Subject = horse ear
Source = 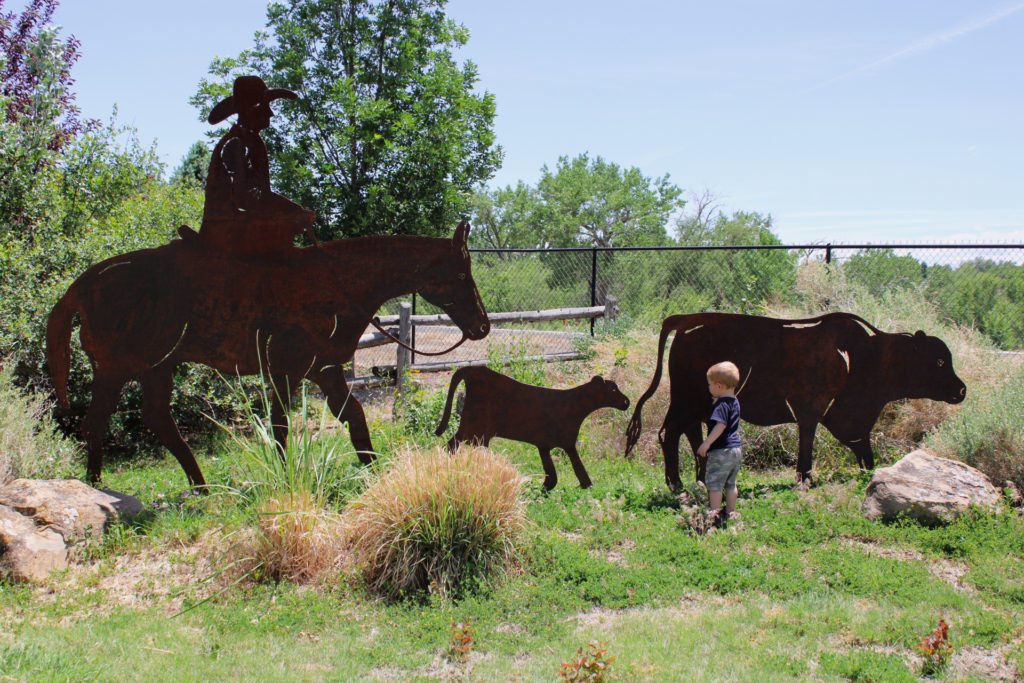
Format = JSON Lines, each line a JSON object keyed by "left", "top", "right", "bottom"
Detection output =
{"left": 453, "top": 221, "right": 470, "bottom": 247}
{"left": 590, "top": 375, "right": 601, "bottom": 384}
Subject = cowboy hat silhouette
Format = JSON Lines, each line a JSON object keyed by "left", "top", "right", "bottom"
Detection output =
{"left": 208, "top": 76, "right": 297, "bottom": 125}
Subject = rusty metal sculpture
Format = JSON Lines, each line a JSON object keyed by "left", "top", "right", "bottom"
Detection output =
{"left": 624, "top": 312, "right": 966, "bottom": 490}
{"left": 45, "top": 76, "right": 490, "bottom": 487}
{"left": 435, "top": 367, "right": 630, "bottom": 490}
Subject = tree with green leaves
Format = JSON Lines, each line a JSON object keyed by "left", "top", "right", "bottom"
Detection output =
{"left": 192, "top": 0, "right": 501, "bottom": 240}
{"left": 1, "top": 0, "right": 85, "bottom": 240}
{"left": 169, "top": 141, "right": 210, "bottom": 189}
{"left": 468, "top": 182, "right": 539, "bottom": 251}
{"left": 533, "top": 153, "right": 682, "bottom": 248}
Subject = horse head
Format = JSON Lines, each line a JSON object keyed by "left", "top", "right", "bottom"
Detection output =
{"left": 418, "top": 221, "right": 490, "bottom": 340}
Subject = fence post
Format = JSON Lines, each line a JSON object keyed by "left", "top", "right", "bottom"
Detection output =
{"left": 604, "top": 295, "right": 618, "bottom": 323}
{"left": 590, "top": 248, "right": 598, "bottom": 336}
{"left": 825, "top": 244, "right": 832, "bottom": 265}
{"left": 396, "top": 301, "right": 412, "bottom": 398}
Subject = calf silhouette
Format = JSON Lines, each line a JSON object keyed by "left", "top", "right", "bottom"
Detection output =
{"left": 435, "top": 366, "right": 630, "bottom": 490}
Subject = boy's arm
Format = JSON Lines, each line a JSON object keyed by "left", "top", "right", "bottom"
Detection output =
{"left": 697, "top": 421, "right": 726, "bottom": 458}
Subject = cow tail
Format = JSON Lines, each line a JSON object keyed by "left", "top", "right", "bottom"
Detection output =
{"left": 46, "top": 286, "right": 80, "bottom": 410}
{"left": 434, "top": 367, "right": 469, "bottom": 436}
{"left": 624, "top": 316, "right": 679, "bottom": 457}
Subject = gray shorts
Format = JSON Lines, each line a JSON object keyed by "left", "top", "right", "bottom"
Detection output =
{"left": 705, "top": 447, "right": 742, "bottom": 491}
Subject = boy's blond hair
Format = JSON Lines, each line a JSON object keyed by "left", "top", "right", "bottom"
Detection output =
{"left": 707, "top": 361, "right": 740, "bottom": 389}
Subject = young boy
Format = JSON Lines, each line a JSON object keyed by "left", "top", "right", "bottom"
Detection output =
{"left": 696, "top": 361, "right": 742, "bottom": 529}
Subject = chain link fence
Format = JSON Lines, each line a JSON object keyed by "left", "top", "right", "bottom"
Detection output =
{"left": 355, "top": 244, "right": 1024, "bottom": 377}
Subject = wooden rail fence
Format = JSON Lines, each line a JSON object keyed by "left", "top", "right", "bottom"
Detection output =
{"left": 351, "top": 296, "right": 618, "bottom": 389}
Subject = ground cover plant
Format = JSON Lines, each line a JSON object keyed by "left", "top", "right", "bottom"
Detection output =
{"left": 1, "top": 286, "right": 1023, "bottom": 681}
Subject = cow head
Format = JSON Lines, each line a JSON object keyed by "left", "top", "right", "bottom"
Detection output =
{"left": 900, "top": 331, "right": 967, "bottom": 404}
{"left": 589, "top": 376, "right": 631, "bottom": 411}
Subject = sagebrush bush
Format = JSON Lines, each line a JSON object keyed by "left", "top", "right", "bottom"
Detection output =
{"left": 927, "top": 362, "right": 1024, "bottom": 490}
{"left": 0, "top": 362, "right": 78, "bottom": 483}
{"left": 344, "top": 445, "right": 527, "bottom": 598}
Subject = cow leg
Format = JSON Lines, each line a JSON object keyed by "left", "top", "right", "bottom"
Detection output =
{"left": 796, "top": 419, "right": 818, "bottom": 487}
{"left": 821, "top": 416, "right": 876, "bottom": 470}
{"left": 658, "top": 402, "right": 687, "bottom": 492}
{"left": 564, "top": 445, "right": 592, "bottom": 489}
{"left": 268, "top": 373, "right": 294, "bottom": 458}
{"left": 81, "top": 372, "right": 129, "bottom": 485}
{"left": 538, "top": 447, "right": 558, "bottom": 491}
{"left": 141, "top": 368, "right": 206, "bottom": 488}
{"left": 316, "top": 369, "right": 376, "bottom": 464}
{"left": 685, "top": 423, "right": 706, "bottom": 485}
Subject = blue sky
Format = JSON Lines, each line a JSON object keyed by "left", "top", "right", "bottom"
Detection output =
{"left": 31, "top": 0, "right": 1024, "bottom": 244}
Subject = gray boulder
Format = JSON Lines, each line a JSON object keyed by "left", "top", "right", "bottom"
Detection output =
{"left": 0, "top": 503, "right": 68, "bottom": 582}
{"left": 862, "top": 449, "right": 1002, "bottom": 523}
{"left": 0, "top": 479, "right": 143, "bottom": 543}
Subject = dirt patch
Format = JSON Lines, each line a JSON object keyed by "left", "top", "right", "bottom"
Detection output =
{"left": 839, "top": 536, "right": 974, "bottom": 593}
{"left": 949, "top": 644, "right": 1020, "bottom": 682}
{"left": 570, "top": 592, "right": 735, "bottom": 632}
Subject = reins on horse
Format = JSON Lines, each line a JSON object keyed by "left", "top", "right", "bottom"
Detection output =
{"left": 369, "top": 317, "right": 469, "bottom": 356}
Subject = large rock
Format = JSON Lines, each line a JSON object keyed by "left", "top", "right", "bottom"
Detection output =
{"left": 0, "top": 503, "right": 68, "bottom": 582}
{"left": 0, "top": 479, "right": 143, "bottom": 543}
{"left": 862, "top": 450, "right": 1002, "bottom": 523}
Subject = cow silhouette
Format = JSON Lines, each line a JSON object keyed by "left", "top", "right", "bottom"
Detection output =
{"left": 624, "top": 312, "right": 966, "bottom": 490}
{"left": 435, "top": 366, "right": 630, "bottom": 490}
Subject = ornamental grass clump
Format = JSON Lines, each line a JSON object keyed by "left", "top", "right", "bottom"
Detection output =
{"left": 345, "top": 445, "right": 527, "bottom": 598}
{"left": 211, "top": 378, "right": 350, "bottom": 587}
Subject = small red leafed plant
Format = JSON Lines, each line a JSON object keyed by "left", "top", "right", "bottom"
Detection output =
{"left": 915, "top": 618, "right": 952, "bottom": 676}
{"left": 558, "top": 639, "right": 616, "bottom": 682}
{"left": 446, "top": 621, "right": 474, "bottom": 663}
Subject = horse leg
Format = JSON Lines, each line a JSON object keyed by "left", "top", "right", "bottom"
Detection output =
{"left": 141, "top": 368, "right": 206, "bottom": 488}
{"left": 538, "top": 447, "right": 558, "bottom": 491}
{"left": 317, "top": 370, "right": 375, "bottom": 464}
{"left": 268, "top": 373, "right": 294, "bottom": 458}
{"left": 564, "top": 445, "right": 592, "bottom": 489}
{"left": 796, "top": 419, "right": 818, "bottom": 488}
{"left": 81, "top": 372, "right": 128, "bottom": 485}
{"left": 658, "top": 402, "right": 686, "bottom": 492}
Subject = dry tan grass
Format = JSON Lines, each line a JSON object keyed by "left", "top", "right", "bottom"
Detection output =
{"left": 219, "top": 491, "right": 346, "bottom": 586}
{"left": 344, "top": 445, "right": 527, "bottom": 598}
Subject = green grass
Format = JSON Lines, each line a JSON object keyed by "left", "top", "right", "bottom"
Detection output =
{"left": 2, "top": 416, "right": 1022, "bottom": 681}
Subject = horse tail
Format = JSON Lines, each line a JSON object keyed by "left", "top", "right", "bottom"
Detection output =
{"left": 46, "top": 285, "right": 80, "bottom": 410}
{"left": 435, "top": 366, "right": 470, "bottom": 436}
{"left": 624, "top": 315, "right": 686, "bottom": 457}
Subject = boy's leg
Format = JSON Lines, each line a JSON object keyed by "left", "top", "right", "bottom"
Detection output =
{"left": 725, "top": 487, "right": 738, "bottom": 514}
{"left": 709, "top": 489, "right": 723, "bottom": 511}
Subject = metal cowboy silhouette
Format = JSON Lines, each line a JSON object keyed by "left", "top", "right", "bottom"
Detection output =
{"left": 183, "top": 75, "right": 318, "bottom": 255}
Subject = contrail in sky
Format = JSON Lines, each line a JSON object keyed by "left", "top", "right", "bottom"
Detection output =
{"left": 811, "top": 1, "right": 1024, "bottom": 90}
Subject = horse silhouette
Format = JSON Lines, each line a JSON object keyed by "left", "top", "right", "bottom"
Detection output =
{"left": 46, "top": 223, "right": 489, "bottom": 487}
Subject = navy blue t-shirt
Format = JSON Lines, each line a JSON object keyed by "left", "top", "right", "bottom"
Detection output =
{"left": 709, "top": 395, "right": 741, "bottom": 450}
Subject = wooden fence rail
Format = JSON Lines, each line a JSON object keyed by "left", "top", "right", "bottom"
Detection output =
{"left": 352, "top": 296, "right": 617, "bottom": 389}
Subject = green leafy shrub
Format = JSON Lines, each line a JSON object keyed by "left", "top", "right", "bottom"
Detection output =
{"left": 344, "top": 445, "right": 527, "bottom": 598}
